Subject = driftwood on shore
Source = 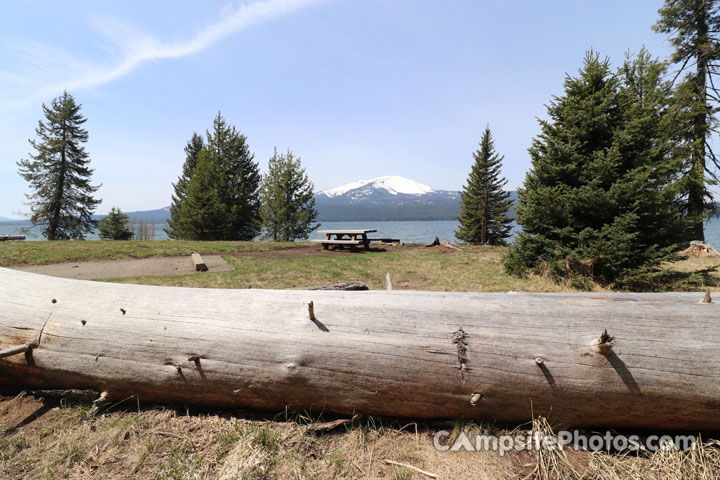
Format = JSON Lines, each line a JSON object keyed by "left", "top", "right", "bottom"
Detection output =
{"left": 425, "top": 237, "right": 462, "bottom": 250}
{"left": 680, "top": 240, "right": 720, "bottom": 256}
{"left": 309, "top": 281, "right": 369, "bottom": 291}
{"left": 1, "top": 266, "right": 719, "bottom": 430}
{"left": 425, "top": 237, "right": 441, "bottom": 247}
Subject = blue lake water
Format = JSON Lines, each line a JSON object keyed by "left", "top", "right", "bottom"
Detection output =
{"left": 0, "top": 221, "right": 463, "bottom": 244}
{"left": 3, "top": 219, "right": 720, "bottom": 246}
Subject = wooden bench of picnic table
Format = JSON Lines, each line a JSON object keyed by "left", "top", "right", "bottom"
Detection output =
{"left": 310, "top": 239, "right": 363, "bottom": 249}
{"left": 366, "top": 238, "right": 400, "bottom": 244}
{"left": 312, "top": 229, "right": 377, "bottom": 250}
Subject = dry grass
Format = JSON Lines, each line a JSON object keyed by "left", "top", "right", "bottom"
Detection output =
{"left": 1, "top": 393, "right": 718, "bottom": 480}
{"left": 102, "top": 244, "right": 581, "bottom": 292}
{"left": 0, "top": 393, "right": 517, "bottom": 479}
{"left": 521, "top": 416, "right": 720, "bottom": 480}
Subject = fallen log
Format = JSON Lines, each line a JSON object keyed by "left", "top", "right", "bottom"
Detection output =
{"left": 309, "top": 281, "right": 369, "bottom": 291}
{"left": 425, "top": 236, "right": 441, "bottom": 247}
{"left": 680, "top": 240, "right": 720, "bottom": 256}
{"left": 441, "top": 239, "right": 462, "bottom": 251}
{"left": 1, "top": 267, "right": 719, "bottom": 430}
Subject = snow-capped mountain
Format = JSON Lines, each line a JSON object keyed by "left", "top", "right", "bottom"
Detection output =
{"left": 320, "top": 176, "right": 435, "bottom": 198}
{"left": 316, "top": 176, "right": 461, "bottom": 221}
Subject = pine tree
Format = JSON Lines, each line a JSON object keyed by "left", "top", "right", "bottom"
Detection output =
{"left": 260, "top": 148, "right": 319, "bottom": 241}
{"left": 503, "top": 52, "right": 685, "bottom": 288}
{"left": 166, "top": 133, "right": 204, "bottom": 239}
{"left": 174, "top": 150, "right": 230, "bottom": 240}
{"left": 455, "top": 127, "right": 512, "bottom": 245}
{"left": 98, "top": 207, "right": 133, "bottom": 240}
{"left": 654, "top": 0, "right": 720, "bottom": 241}
{"left": 166, "top": 113, "right": 261, "bottom": 240}
{"left": 17, "top": 91, "right": 101, "bottom": 240}
{"left": 206, "top": 112, "right": 261, "bottom": 241}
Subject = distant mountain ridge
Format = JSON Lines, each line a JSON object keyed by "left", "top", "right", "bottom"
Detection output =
{"left": 315, "top": 175, "right": 517, "bottom": 222}
{"left": 0, "top": 207, "right": 173, "bottom": 226}
{"left": 115, "top": 206, "right": 171, "bottom": 223}
{"left": 1, "top": 177, "right": 518, "bottom": 225}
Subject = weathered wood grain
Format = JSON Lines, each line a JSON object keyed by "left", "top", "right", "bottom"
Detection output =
{"left": 0, "top": 267, "right": 719, "bottom": 430}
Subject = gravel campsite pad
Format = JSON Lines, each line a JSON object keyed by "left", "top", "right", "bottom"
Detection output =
{"left": 9, "top": 255, "right": 233, "bottom": 280}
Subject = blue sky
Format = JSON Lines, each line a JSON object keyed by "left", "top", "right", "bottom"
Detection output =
{"left": 0, "top": 0, "right": 674, "bottom": 218}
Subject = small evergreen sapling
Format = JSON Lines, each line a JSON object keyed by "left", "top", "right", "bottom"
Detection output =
{"left": 98, "top": 207, "right": 133, "bottom": 240}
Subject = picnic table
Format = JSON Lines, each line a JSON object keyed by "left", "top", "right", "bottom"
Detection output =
{"left": 311, "top": 229, "right": 377, "bottom": 250}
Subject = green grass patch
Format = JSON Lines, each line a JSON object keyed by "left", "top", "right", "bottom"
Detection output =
{"left": 0, "top": 240, "right": 295, "bottom": 266}
{"left": 4, "top": 240, "right": 719, "bottom": 292}
{"left": 102, "top": 244, "right": 571, "bottom": 292}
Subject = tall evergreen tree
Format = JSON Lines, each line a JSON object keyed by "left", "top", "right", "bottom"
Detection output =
{"left": 503, "top": 52, "right": 685, "bottom": 288}
{"left": 17, "top": 91, "right": 101, "bottom": 240}
{"left": 98, "top": 207, "right": 133, "bottom": 240}
{"left": 455, "top": 127, "right": 513, "bottom": 245}
{"left": 654, "top": 0, "right": 720, "bottom": 240}
{"left": 165, "top": 113, "right": 261, "bottom": 240}
{"left": 165, "top": 133, "right": 204, "bottom": 239}
{"left": 205, "top": 112, "right": 261, "bottom": 240}
{"left": 174, "top": 150, "right": 230, "bottom": 240}
{"left": 259, "top": 148, "right": 319, "bottom": 241}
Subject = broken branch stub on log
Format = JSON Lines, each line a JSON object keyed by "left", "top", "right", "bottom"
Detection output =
{"left": 2, "top": 266, "right": 720, "bottom": 430}
{"left": 385, "top": 272, "right": 393, "bottom": 291}
{"left": 0, "top": 343, "right": 35, "bottom": 359}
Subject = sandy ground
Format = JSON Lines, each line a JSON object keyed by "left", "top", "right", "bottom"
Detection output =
{"left": 9, "top": 255, "right": 233, "bottom": 280}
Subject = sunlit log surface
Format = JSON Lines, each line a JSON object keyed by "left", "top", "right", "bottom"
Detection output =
{"left": 1, "top": 266, "right": 718, "bottom": 430}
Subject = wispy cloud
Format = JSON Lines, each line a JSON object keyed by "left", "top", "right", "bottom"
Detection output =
{"left": 0, "top": 0, "right": 325, "bottom": 112}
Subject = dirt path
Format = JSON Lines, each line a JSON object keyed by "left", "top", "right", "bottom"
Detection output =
{"left": 9, "top": 255, "right": 233, "bottom": 280}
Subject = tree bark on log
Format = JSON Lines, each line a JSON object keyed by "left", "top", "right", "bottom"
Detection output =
{"left": 1, "top": 267, "right": 719, "bottom": 430}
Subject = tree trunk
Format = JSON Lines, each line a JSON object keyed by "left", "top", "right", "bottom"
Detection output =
{"left": 688, "top": 8, "right": 710, "bottom": 242}
{"left": 1, "top": 267, "right": 719, "bottom": 430}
